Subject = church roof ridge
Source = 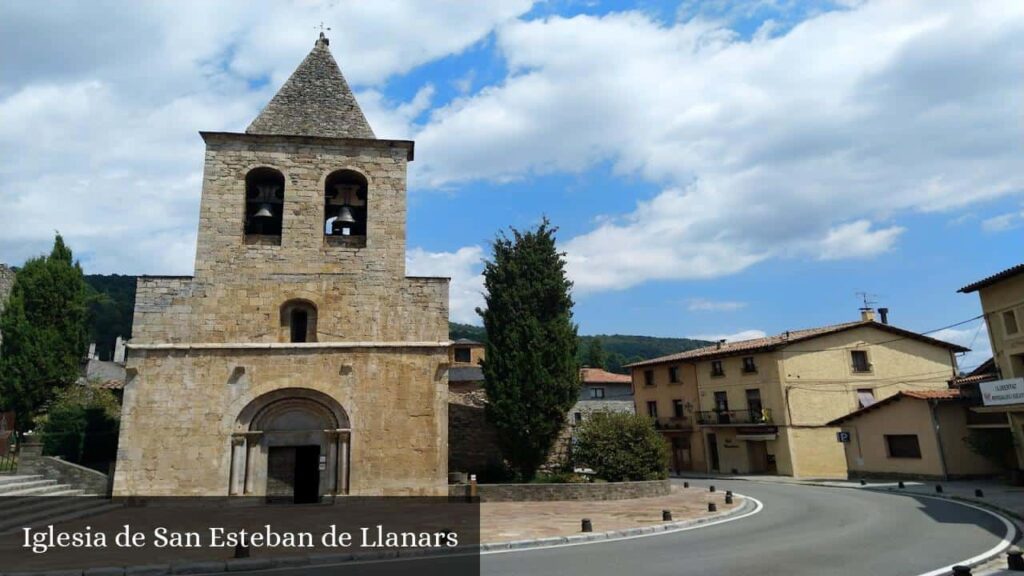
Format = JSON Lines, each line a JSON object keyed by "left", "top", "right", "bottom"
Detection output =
{"left": 246, "top": 34, "right": 376, "bottom": 139}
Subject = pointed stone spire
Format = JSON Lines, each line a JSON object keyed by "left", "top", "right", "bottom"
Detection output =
{"left": 246, "top": 34, "right": 375, "bottom": 139}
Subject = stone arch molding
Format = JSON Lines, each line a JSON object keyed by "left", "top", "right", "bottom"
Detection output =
{"left": 229, "top": 388, "right": 351, "bottom": 498}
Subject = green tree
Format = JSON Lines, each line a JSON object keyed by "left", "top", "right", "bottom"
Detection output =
{"left": 573, "top": 411, "right": 669, "bottom": 482}
{"left": 0, "top": 234, "right": 89, "bottom": 431}
{"left": 583, "top": 338, "right": 607, "bottom": 369}
{"left": 479, "top": 219, "right": 579, "bottom": 481}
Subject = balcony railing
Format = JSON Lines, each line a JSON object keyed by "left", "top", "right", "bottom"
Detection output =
{"left": 654, "top": 416, "right": 694, "bottom": 430}
{"left": 696, "top": 408, "right": 773, "bottom": 426}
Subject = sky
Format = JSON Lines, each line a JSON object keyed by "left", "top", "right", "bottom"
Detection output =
{"left": 2, "top": 0, "right": 1022, "bottom": 372}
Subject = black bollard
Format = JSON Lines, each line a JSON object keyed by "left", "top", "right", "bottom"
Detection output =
{"left": 951, "top": 565, "right": 972, "bottom": 575}
{"left": 725, "top": 494, "right": 733, "bottom": 505}
{"left": 581, "top": 518, "right": 592, "bottom": 533}
{"left": 708, "top": 502, "right": 717, "bottom": 512}
{"left": 975, "top": 488, "right": 984, "bottom": 498}
{"left": 663, "top": 509, "right": 672, "bottom": 521}
{"left": 709, "top": 485, "right": 716, "bottom": 493}
{"left": 898, "top": 481, "right": 905, "bottom": 489}
{"left": 725, "top": 490, "right": 733, "bottom": 497}
{"left": 936, "top": 484, "right": 944, "bottom": 494}
{"left": 234, "top": 543, "right": 250, "bottom": 559}
{"left": 860, "top": 479, "right": 866, "bottom": 486}
{"left": 683, "top": 481, "right": 690, "bottom": 488}
{"left": 1008, "top": 547, "right": 1024, "bottom": 571}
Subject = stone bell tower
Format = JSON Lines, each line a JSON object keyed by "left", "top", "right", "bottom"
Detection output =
{"left": 114, "top": 34, "right": 450, "bottom": 498}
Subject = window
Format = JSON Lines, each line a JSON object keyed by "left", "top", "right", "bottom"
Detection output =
{"left": 885, "top": 434, "right": 922, "bottom": 459}
{"left": 324, "top": 169, "right": 368, "bottom": 244}
{"left": 646, "top": 401, "right": 658, "bottom": 418}
{"left": 672, "top": 399, "right": 685, "bottom": 418}
{"left": 453, "top": 347, "right": 472, "bottom": 363}
{"left": 644, "top": 370, "right": 655, "bottom": 387}
{"left": 244, "top": 167, "right": 285, "bottom": 243}
{"left": 574, "top": 412, "right": 583, "bottom": 424}
{"left": 590, "top": 387, "right": 605, "bottom": 399}
{"left": 711, "top": 360, "right": 725, "bottom": 377}
{"left": 1005, "top": 310, "right": 1020, "bottom": 336}
{"left": 714, "top": 391, "right": 730, "bottom": 424}
{"left": 668, "top": 366, "right": 680, "bottom": 383}
{"left": 742, "top": 356, "right": 757, "bottom": 374}
{"left": 280, "top": 300, "right": 317, "bottom": 343}
{"left": 857, "top": 388, "right": 876, "bottom": 408}
{"left": 746, "top": 389, "right": 763, "bottom": 414}
{"left": 851, "top": 350, "right": 871, "bottom": 373}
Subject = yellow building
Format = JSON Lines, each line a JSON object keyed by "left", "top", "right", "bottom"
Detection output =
{"left": 630, "top": 362, "right": 705, "bottom": 474}
{"left": 628, "top": 311, "right": 966, "bottom": 479}
{"left": 959, "top": 263, "right": 1024, "bottom": 471}
{"left": 828, "top": 389, "right": 1002, "bottom": 479}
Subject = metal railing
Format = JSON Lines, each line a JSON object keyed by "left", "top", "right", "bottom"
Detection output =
{"left": 696, "top": 408, "right": 773, "bottom": 426}
{"left": 654, "top": 416, "right": 694, "bottom": 430}
{"left": 0, "top": 431, "right": 17, "bottom": 474}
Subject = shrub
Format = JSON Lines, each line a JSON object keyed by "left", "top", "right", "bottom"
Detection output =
{"left": 573, "top": 411, "right": 669, "bottom": 482}
{"left": 40, "top": 386, "right": 120, "bottom": 470}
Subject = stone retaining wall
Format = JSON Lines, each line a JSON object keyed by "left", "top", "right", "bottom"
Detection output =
{"left": 450, "top": 478, "right": 671, "bottom": 502}
{"left": 17, "top": 440, "right": 111, "bottom": 496}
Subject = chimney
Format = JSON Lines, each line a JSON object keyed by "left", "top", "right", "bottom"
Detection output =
{"left": 878, "top": 308, "right": 889, "bottom": 325}
{"left": 717, "top": 339, "right": 726, "bottom": 349}
{"left": 860, "top": 308, "right": 875, "bottom": 322}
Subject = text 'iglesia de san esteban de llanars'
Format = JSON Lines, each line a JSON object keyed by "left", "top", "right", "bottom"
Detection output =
{"left": 114, "top": 34, "right": 451, "bottom": 500}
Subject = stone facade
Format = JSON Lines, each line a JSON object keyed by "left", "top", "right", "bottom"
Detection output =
{"left": 0, "top": 264, "right": 14, "bottom": 350}
{"left": 115, "top": 36, "right": 450, "bottom": 498}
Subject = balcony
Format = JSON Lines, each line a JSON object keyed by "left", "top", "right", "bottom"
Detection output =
{"left": 654, "top": 416, "right": 695, "bottom": 431}
{"left": 697, "top": 408, "right": 773, "bottom": 426}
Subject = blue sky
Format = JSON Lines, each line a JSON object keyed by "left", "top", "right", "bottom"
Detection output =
{"left": 1, "top": 1, "right": 1022, "bottom": 371}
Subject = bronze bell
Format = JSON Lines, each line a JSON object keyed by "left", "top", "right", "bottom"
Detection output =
{"left": 253, "top": 204, "right": 273, "bottom": 218}
{"left": 336, "top": 205, "right": 356, "bottom": 224}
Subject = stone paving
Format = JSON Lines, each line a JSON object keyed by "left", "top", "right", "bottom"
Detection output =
{"left": 479, "top": 484, "right": 740, "bottom": 543}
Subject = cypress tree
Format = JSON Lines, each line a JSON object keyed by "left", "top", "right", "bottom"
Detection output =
{"left": 0, "top": 234, "right": 89, "bottom": 431}
{"left": 478, "top": 219, "right": 579, "bottom": 480}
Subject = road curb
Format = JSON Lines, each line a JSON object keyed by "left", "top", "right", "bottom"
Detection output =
{"left": 0, "top": 496, "right": 759, "bottom": 575}
{"left": 479, "top": 495, "right": 758, "bottom": 554}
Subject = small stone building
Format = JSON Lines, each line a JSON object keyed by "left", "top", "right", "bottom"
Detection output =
{"left": 114, "top": 34, "right": 450, "bottom": 499}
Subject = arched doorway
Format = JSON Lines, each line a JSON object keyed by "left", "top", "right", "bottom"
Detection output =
{"left": 230, "top": 388, "right": 350, "bottom": 502}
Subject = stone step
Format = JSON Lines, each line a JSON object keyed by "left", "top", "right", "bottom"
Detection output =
{"left": 0, "top": 493, "right": 96, "bottom": 519}
{"left": 0, "top": 482, "right": 81, "bottom": 497}
{"left": 0, "top": 499, "right": 121, "bottom": 534}
{"left": 0, "top": 478, "right": 58, "bottom": 495}
{"left": 0, "top": 475, "right": 44, "bottom": 487}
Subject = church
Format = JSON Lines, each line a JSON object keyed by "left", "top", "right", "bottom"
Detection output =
{"left": 113, "top": 34, "right": 450, "bottom": 499}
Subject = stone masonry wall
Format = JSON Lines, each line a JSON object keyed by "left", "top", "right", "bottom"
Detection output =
{"left": 450, "top": 479, "right": 671, "bottom": 502}
{"left": 0, "top": 264, "right": 14, "bottom": 349}
{"left": 116, "top": 347, "right": 448, "bottom": 496}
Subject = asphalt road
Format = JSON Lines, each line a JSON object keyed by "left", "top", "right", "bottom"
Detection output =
{"left": 224, "top": 478, "right": 1013, "bottom": 576}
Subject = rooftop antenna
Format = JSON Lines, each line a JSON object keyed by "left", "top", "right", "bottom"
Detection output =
{"left": 855, "top": 291, "right": 878, "bottom": 311}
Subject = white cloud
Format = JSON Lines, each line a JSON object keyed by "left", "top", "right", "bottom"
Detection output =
{"left": 692, "top": 329, "right": 768, "bottom": 343}
{"left": 412, "top": 2, "right": 1024, "bottom": 291}
{"left": 981, "top": 209, "right": 1024, "bottom": 233}
{"left": 816, "top": 220, "right": 905, "bottom": 261}
{"left": 406, "top": 246, "right": 485, "bottom": 324}
{"left": 687, "top": 298, "right": 748, "bottom": 312}
{"left": 0, "top": 1, "right": 535, "bottom": 273}
{"left": 930, "top": 321, "right": 991, "bottom": 374}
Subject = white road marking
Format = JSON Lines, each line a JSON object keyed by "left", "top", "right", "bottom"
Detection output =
{"left": 481, "top": 494, "right": 765, "bottom": 555}
{"left": 908, "top": 494, "right": 1017, "bottom": 576}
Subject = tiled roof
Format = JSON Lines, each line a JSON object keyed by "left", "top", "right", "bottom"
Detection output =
{"left": 625, "top": 320, "right": 968, "bottom": 368}
{"left": 827, "top": 389, "right": 961, "bottom": 425}
{"left": 246, "top": 34, "right": 375, "bottom": 139}
{"left": 580, "top": 368, "right": 631, "bottom": 384}
{"left": 452, "top": 338, "right": 483, "bottom": 346}
{"left": 959, "top": 263, "right": 1024, "bottom": 293}
{"left": 949, "top": 358, "right": 997, "bottom": 386}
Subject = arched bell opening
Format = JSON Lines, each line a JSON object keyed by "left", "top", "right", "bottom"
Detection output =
{"left": 229, "top": 388, "right": 351, "bottom": 502}
{"left": 244, "top": 167, "right": 285, "bottom": 245}
{"left": 324, "top": 169, "right": 367, "bottom": 247}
